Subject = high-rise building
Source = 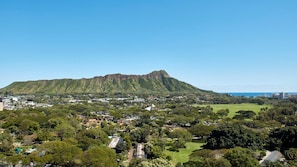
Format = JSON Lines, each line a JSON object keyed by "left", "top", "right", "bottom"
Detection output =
{"left": 279, "top": 92, "right": 288, "bottom": 100}
{"left": 0, "top": 98, "right": 3, "bottom": 111}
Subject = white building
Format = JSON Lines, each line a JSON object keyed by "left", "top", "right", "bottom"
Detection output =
{"left": 279, "top": 92, "right": 288, "bottom": 100}
{"left": 136, "top": 143, "right": 146, "bottom": 159}
{"left": 145, "top": 104, "right": 156, "bottom": 111}
{"left": 0, "top": 98, "right": 3, "bottom": 111}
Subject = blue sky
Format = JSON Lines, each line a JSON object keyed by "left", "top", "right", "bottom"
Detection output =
{"left": 0, "top": 0, "right": 296, "bottom": 92}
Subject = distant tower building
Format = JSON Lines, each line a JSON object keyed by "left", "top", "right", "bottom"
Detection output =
{"left": 0, "top": 98, "right": 3, "bottom": 111}
{"left": 279, "top": 92, "right": 288, "bottom": 100}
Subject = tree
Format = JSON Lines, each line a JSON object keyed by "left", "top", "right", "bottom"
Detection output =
{"left": 216, "top": 109, "right": 230, "bottom": 118}
{"left": 183, "top": 161, "right": 202, "bottom": 167}
{"left": 19, "top": 119, "right": 40, "bottom": 135}
{"left": 123, "top": 135, "right": 132, "bottom": 150}
{"left": 284, "top": 148, "right": 297, "bottom": 160}
{"left": 186, "top": 149, "right": 230, "bottom": 166}
{"left": 189, "top": 124, "right": 215, "bottom": 139}
{"left": 250, "top": 97, "right": 265, "bottom": 105}
{"left": 138, "top": 158, "right": 173, "bottom": 167}
{"left": 189, "top": 149, "right": 212, "bottom": 162}
{"left": 115, "top": 141, "right": 127, "bottom": 153}
{"left": 5, "top": 154, "right": 23, "bottom": 166}
{"left": 288, "top": 160, "right": 297, "bottom": 167}
{"left": 264, "top": 161, "right": 286, "bottom": 167}
{"left": 267, "top": 126, "right": 297, "bottom": 151}
{"left": 0, "top": 132, "right": 13, "bottom": 152}
{"left": 233, "top": 110, "right": 256, "bottom": 120}
{"left": 224, "top": 147, "right": 260, "bottom": 167}
{"left": 7, "top": 125, "right": 20, "bottom": 135}
{"left": 55, "top": 123, "right": 75, "bottom": 140}
{"left": 82, "top": 146, "right": 117, "bottom": 167}
{"left": 145, "top": 142, "right": 163, "bottom": 159}
{"left": 131, "top": 127, "right": 150, "bottom": 143}
{"left": 183, "top": 159, "right": 231, "bottom": 167}
{"left": 47, "top": 117, "right": 65, "bottom": 129}
{"left": 168, "top": 129, "right": 192, "bottom": 142}
{"left": 256, "top": 101, "right": 297, "bottom": 126}
{"left": 170, "top": 115, "right": 194, "bottom": 127}
{"left": 203, "top": 125, "right": 264, "bottom": 150}
{"left": 201, "top": 158, "right": 231, "bottom": 167}
{"left": 189, "top": 149, "right": 227, "bottom": 161}
{"left": 75, "top": 129, "right": 109, "bottom": 151}
{"left": 101, "top": 121, "right": 116, "bottom": 136}
{"left": 129, "top": 158, "right": 144, "bottom": 167}
{"left": 170, "top": 138, "right": 186, "bottom": 151}
{"left": 36, "top": 129, "right": 53, "bottom": 142}
{"left": 39, "top": 141, "right": 83, "bottom": 166}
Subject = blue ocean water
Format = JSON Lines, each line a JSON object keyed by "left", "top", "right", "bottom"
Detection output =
{"left": 222, "top": 92, "right": 297, "bottom": 98}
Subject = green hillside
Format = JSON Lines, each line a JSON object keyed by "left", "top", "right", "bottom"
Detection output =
{"left": 0, "top": 70, "right": 215, "bottom": 95}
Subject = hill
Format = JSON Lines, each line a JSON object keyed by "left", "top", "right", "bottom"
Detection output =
{"left": 0, "top": 70, "right": 215, "bottom": 95}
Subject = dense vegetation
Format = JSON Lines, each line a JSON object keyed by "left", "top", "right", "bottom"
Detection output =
{"left": 0, "top": 73, "right": 296, "bottom": 166}
{"left": 0, "top": 94, "right": 295, "bottom": 166}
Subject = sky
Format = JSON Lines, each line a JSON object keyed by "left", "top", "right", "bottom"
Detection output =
{"left": 0, "top": 0, "right": 296, "bottom": 92}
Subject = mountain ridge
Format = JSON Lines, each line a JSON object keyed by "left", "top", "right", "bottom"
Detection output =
{"left": 0, "top": 70, "right": 215, "bottom": 95}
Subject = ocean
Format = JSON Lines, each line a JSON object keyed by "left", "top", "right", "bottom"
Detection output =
{"left": 221, "top": 92, "right": 297, "bottom": 98}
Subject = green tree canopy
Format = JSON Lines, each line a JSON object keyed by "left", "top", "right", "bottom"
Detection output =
{"left": 75, "top": 128, "right": 109, "bottom": 151}
{"left": 203, "top": 125, "right": 264, "bottom": 150}
{"left": 130, "top": 127, "right": 151, "bottom": 143}
{"left": 216, "top": 109, "right": 230, "bottom": 118}
{"left": 82, "top": 146, "right": 117, "bottom": 167}
{"left": 189, "top": 124, "right": 215, "bottom": 139}
{"left": 233, "top": 110, "right": 256, "bottom": 120}
{"left": 284, "top": 148, "right": 297, "bottom": 160}
{"left": 39, "top": 141, "right": 82, "bottom": 166}
{"left": 168, "top": 128, "right": 192, "bottom": 142}
{"left": 224, "top": 147, "right": 260, "bottom": 167}
{"left": 267, "top": 126, "right": 297, "bottom": 151}
{"left": 138, "top": 158, "right": 173, "bottom": 167}
{"left": 0, "top": 132, "right": 13, "bottom": 152}
{"left": 183, "top": 158, "right": 231, "bottom": 167}
{"left": 19, "top": 119, "right": 40, "bottom": 135}
{"left": 145, "top": 142, "right": 164, "bottom": 159}
{"left": 54, "top": 123, "right": 75, "bottom": 140}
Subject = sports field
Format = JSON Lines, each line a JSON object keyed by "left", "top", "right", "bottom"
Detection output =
{"left": 195, "top": 103, "right": 271, "bottom": 118}
{"left": 165, "top": 142, "right": 204, "bottom": 165}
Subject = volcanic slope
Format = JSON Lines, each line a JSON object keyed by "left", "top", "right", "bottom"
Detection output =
{"left": 0, "top": 70, "right": 215, "bottom": 95}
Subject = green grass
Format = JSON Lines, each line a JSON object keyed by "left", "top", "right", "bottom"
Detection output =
{"left": 164, "top": 142, "right": 204, "bottom": 165}
{"left": 195, "top": 103, "right": 271, "bottom": 118}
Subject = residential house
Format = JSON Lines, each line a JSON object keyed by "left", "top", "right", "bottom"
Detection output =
{"left": 260, "top": 150, "right": 285, "bottom": 166}
{"left": 135, "top": 143, "right": 146, "bottom": 159}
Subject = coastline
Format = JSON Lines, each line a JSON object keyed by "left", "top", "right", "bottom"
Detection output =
{"left": 221, "top": 92, "right": 297, "bottom": 98}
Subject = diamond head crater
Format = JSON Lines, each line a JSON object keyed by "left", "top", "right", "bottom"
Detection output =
{"left": 0, "top": 70, "right": 215, "bottom": 95}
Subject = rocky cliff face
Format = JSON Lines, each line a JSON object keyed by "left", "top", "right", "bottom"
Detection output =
{"left": 97, "top": 70, "right": 169, "bottom": 81}
{"left": 0, "top": 70, "right": 210, "bottom": 95}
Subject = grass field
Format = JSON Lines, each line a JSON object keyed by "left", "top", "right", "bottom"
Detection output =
{"left": 164, "top": 142, "right": 204, "bottom": 165}
{"left": 195, "top": 103, "right": 271, "bottom": 118}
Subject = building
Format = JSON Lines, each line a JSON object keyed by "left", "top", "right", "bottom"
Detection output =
{"left": 0, "top": 98, "right": 3, "bottom": 111}
{"left": 135, "top": 143, "right": 146, "bottom": 159}
{"left": 272, "top": 92, "right": 289, "bottom": 100}
{"left": 279, "top": 92, "right": 288, "bottom": 100}
{"left": 108, "top": 136, "right": 124, "bottom": 149}
{"left": 84, "top": 118, "right": 102, "bottom": 128}
{"left": 260, "top": 150, "right": 285, "bottom": 166}
{"left": 145, "top": 104, "right": 155, "bottom": 111}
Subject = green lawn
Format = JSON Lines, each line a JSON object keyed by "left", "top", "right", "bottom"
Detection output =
{"left": 195, "top": 103, "right": 271, "bottom": 118}
{"left": 164, "top": 142, "right": 204, "bottom": 165}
